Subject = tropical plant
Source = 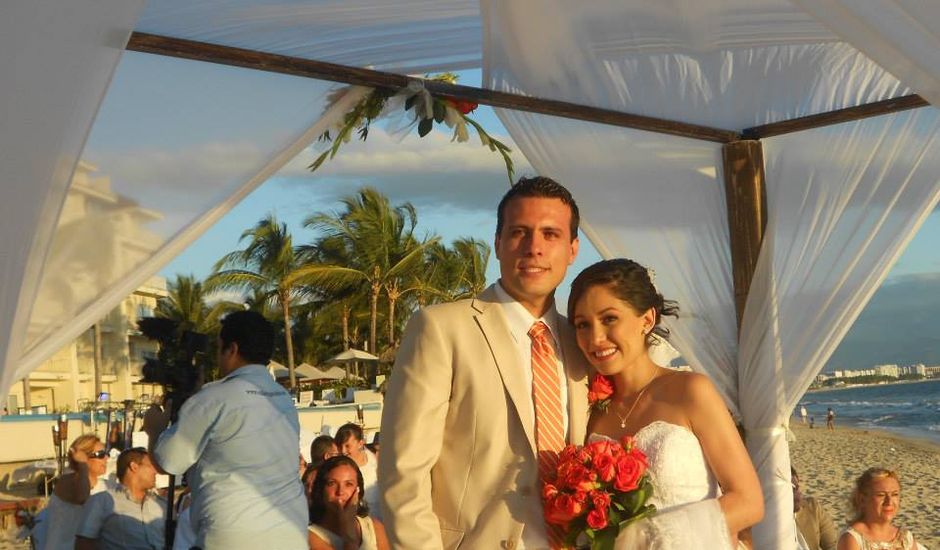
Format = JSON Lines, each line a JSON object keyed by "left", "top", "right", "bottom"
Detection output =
{"left": 290, "top": 188, "right": 439, "bottom": 354}
{"left": 205, "top": 215, "right": 306, "bottom": 389}
{"left": 155, "top": 274, "right": 233, "bottom": 334}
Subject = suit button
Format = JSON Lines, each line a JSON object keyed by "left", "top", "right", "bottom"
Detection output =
{"left": 502, "top": 540, "right": 517, "bottom": 549}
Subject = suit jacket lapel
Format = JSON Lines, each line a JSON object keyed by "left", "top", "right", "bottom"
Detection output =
{"left": 472, "top": 286, "right": 537, "bottom": 456}
{"left": 558, "top": 322, "right": 589, "bottom": 446}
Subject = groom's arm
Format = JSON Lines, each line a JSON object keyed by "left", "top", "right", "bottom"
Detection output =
{"left": 379, "top": 308, "right": 452, "bottom": 550}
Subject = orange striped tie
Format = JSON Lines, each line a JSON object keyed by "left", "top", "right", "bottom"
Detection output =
{"left": 529, "top": 321, "right": 568, "bottom": 549}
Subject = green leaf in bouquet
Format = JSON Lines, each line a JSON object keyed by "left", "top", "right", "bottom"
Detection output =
{"left": 591, "top": 527, "right": 617, "bottom": 550}
{"left": 404, "top": 94, "right": 416, "bottom": 111}
{"left": 618, "top": 504, "right": 656, "bottom": 531}
{"left": 433, "top": 100, "right": 445, "bottom": 123}
{"left": 418, "top": 116, "right": 434, "bottom": 137}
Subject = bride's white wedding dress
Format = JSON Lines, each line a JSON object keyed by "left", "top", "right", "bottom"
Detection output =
{"left": 589, "top": 421, "right": 733, "bottom": 550}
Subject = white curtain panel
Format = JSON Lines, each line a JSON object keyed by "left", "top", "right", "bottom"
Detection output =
{"left": 492, "top": 110, "right": 741, "bottom": 414}
{"left": 14, "top": 52, "right": 369, "bottom": 381}
{"left": 0, "top": 0, "right": 145, "bottom": 401}
{"left": 739, "top": 108, "right": 940, "bottom": 546}
{"left": 483, "top": 1, "right": 938, "bottom": 547}
{"left": 792, "top": 0, "right": 940, "bottom": 106}
{"left": 483, "top": 0, "right": 910, "bottom": 130}
{"left": 136, "top": 0, "right": 482, "bottom": 73}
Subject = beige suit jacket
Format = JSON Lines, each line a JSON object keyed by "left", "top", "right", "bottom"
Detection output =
{"left": 379, "top": 285, "right": 590, "bottom": 550}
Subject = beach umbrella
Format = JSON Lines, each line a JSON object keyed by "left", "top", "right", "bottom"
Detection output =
{"left": 323, "top": 349, "right": 379, "bottom": 364}
{"left": 267, "top": 361, "right": 288, "bottom": 380}
{"left": 324, "top": 349, "right": 378, "bottom": 380}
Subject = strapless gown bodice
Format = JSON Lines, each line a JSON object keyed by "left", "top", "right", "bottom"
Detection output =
{"left": 589, "top": 421, "right": 732, "bottom": 549}
{"left": 631, "top": 420, "right": 721, "bottom": 510}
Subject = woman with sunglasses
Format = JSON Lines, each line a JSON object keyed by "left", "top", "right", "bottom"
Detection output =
{"left": 39, "top": 434, "right": 115, "bottom": 550}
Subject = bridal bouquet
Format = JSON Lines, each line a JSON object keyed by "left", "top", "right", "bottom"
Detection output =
{"left": 543, "top": 436, "right": 656, "bottom": 550}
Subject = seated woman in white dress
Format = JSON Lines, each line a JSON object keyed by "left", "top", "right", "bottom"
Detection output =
{"left": 307, "top": 455, "right": 390, "bottom": 550}
{"left": 837, "top": 467, "right": 918, "bottom": 550}
{"left": 568, "top": 259, "right": 764, "bottom": 547}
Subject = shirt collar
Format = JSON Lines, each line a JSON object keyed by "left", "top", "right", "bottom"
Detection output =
{"left": 221, "top": 363, "right": 269, "bottom": 382}
{"left": 493, "top": 280, "right": 562, "bottom": 347}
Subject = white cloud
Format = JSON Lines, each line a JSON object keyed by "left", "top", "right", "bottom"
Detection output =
{"left": 276, "top": 126, "right": 533, "bottom": 212}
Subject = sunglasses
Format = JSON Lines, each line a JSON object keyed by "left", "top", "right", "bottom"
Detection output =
{"left": 88, "top": 450, "right": 108, "bottom": 459}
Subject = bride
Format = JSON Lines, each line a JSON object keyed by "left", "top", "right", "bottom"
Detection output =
{"left": 567, "top": 259, "right": 764, "bottom": 548}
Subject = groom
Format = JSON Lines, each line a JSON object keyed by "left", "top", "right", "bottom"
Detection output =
{"left": 379, "top": 177, "right": 589, "bottom": 550}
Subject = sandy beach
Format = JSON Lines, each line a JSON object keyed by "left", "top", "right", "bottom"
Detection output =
{"left": 790, "top": 423, "right": 940, "bottom": 548}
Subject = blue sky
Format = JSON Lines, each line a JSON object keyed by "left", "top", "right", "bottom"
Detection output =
{"left": 83, "top": 57, "right": 939, "bottom": 370}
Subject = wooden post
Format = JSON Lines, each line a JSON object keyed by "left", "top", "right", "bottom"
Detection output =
{"left": 722, "top": 140, "right": 767, "bottom": 332}
{"left": 21, "top": 377, "right": 31, "bottom": 411}
{"left": 94, "top": 323, "right": 103, "bottom": 400}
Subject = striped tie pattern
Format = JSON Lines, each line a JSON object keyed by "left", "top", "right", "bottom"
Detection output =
{"left": 528, "top": 321, "right": 567, "bottom": 549}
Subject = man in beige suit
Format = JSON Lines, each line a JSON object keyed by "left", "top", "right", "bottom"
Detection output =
{"left": 379, "top": 177, "right": 590, "bottom": 550}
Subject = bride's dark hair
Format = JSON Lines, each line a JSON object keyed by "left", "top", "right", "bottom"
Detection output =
{"left": 567, "top": 259, "right": 678, "bottom": 346}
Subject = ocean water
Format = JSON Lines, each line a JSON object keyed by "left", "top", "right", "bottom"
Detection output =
{"left": 799, "top": 379, "right": 940, "bottom": 444}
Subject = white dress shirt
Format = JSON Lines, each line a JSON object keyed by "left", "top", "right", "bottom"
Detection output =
{"left": 493, "top": 281, "right": 571, "bottom": 550}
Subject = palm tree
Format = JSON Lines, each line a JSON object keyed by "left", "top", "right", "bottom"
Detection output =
{"left": 155, "top": 274, "right": 232, "bottom": 334}
{"left": 206, "top": 215, "right": 305, "bottom": 389}
{"left": 422, "top": 237, "right": 491, "bottom": 304}
{"left": 292, "top": 188, "right": 439, "bottom": 354}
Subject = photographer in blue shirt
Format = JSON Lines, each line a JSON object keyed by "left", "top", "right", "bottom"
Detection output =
{"left": 153, "top": 311, "right": 307, "bottom": 549}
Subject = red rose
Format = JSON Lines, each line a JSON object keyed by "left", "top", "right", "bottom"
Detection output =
{"left": 588, "top": 374, "right": 614, "bottom": 404}
{"left": 620, "top": 435, "right": 636, "bottom": 452}
{"left": 559, "top": 444, "right": 578, "bottom": 463}
{"left": 545, "top": 493, "right": 585, "bottom": 525}
{"left": 590, "top": 490, "right": 612, "bottom": 511}
{"left": 592, "top": 452, "right": 617, "bottom": 483}
{"left": 543, "top": 483, "right": 559, "bottom": 501}
{"left": 613, "top": 454, "right": 645, "bottom": 492}
{"left": 443, "top": 97, "right": 478, "bottom": 115}
{"left": 587, "top": 438, "right": 623, "bottom": 459}
{"left": 586, "top": 507, "right": 609, "bottom": 530}
{"left": 576, "top": 447, "right": 593, "bottom": 464}
{"left": 561, "top": 462, "right": 598, "bottom": 492}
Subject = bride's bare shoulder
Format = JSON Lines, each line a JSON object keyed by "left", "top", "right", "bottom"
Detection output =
{"left": 655, "top": 370, "right": 722, "bottom": 405}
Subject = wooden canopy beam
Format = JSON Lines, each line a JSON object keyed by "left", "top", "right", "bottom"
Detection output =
{"left": 722, "top": 141, "right": 767, "bottom": 333}
{"left": 741, "top": 95, "right": 929, "bottom": 140}
{"left": 126, "top": 32, "right": 738, "bottom": 143}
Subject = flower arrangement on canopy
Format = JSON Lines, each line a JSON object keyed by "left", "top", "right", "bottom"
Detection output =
{"left": 309, "top": 73, "right": 514, "bottom": 183}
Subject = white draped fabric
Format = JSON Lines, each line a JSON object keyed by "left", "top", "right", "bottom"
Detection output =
{"left": 739, "top": 109, "right": 940, "bottom": 545}
{"left": 792, "top": 0, "right": 940, "bottom": 107}
{"left": 485, "top": 1, "right": 940, "bottom": 547}
{"left": 0, "top": 0, "right": 146, "bottom": 405}
{"left": 3, "top": 2, "right": 940, "bottom": 548}
{"left": 135, "top": 0, "right": 483, "bottom": 74}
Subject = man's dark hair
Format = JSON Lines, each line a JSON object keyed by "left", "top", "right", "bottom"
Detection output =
{"left": 334, "top": 423, "right": 364, "bottom": 446}
{"left": 496, "top": 176, "right": 580, "bottom": 240}
{"left": 117, "top": 447, "right": 148, "bottom": 481}
{"left": 219, "top": 310, "right": 275, "bottom": 365}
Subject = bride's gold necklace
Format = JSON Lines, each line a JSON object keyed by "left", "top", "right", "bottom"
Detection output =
{"left": 612, "top": 370, "right": 658, "bottom": 429}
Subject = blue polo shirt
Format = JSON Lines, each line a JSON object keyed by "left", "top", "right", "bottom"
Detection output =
{"left": 76, "top": 484, "right": 165, "bottom": 550}
{"left": 154, "top": 364, "right": 307, "bottom": 549}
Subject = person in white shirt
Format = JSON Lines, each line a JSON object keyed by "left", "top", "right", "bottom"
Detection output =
{"left": 75, "top": 448, "right": 165, "bottom": 550}
{"left": 153, "top": 311, "right": 307, "bottom": 550}
{"left": 335, "top": 423, "right": 380, "bottom": 521}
